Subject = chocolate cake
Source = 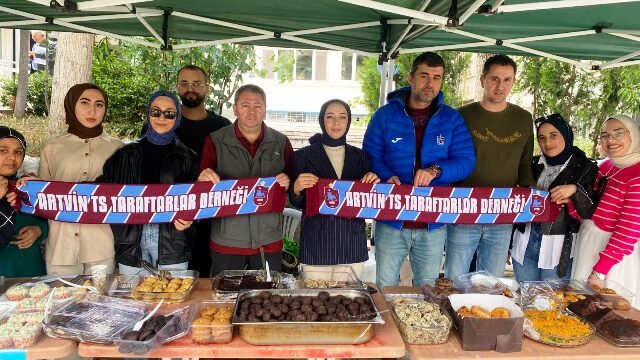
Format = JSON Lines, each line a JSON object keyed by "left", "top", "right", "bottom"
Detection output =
{"left": 586, "top": 308, "right": 620, "bottom": 328}
{"left": 599, "top": 318, "right": 640, "bottom": 343}
{"left": 568, "top": 295, "right": 599, "bottom": 317}
{"left": 216, "top": 274, "right": 273, "bottom": 291}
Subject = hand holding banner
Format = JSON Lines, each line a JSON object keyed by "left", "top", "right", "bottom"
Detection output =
{"left": 306, "top": 179, "right": 560, "bottom": 224}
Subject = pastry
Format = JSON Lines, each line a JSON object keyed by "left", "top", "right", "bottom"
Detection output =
{"left": 614, "top": 297, "right": 631, "bottom": 311}
{"left": 470, "top": 305, "right": 491, "bottom": 318}
{"left": 491, "top": 307, "right": 510, "bottom": 318}
{"left": 29, "top": 283, "right": 50, "bottom": 300}
{"left": 191, "top": 317, "right": 212, "bottom": 344}
{"left": 6, "top": 285, "right": 28, "bottom": 301}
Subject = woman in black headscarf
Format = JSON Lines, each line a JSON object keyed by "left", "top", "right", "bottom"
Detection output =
{"left": 511, "top": 113, "right": 597, "bottom": 281}
{"left": 100, "top": 90, "right": 198, "bottom": 274}
{"left": 0, "top": 126, "right": 47, "bottom": 276}
{"left": 290, "top": 99, "right": 379, "bottom": 278}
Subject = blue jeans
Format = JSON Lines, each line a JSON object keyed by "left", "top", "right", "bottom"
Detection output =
{"left": 513, "top": 224, "right": 572, "bottom": 282}
{"left": 118, "top": 224, "right": 188, "bottom": 275}
{"left": 375, "top": 223, "right": 446, "bottom": 290}
{"left": 445, "top": 224, "right": 512, "bottom": 278}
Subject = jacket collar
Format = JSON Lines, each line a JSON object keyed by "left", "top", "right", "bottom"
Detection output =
{"left": 386, "top": 86, "right": 445, "bottom": 110}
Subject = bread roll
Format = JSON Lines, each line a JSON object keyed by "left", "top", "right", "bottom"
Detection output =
{"left": 491, "top": 307, "right": 510, "bottom": 318}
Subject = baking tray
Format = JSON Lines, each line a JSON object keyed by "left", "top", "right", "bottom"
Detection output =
{"left": 298, "top": 265, "right": 366, "bottom": 289}
{"left": 42, "top": 293, "right": 147, "bottom": 344}
{"left": 392, "top": 301, "right": 452, "bottom": 345}
{"left": 596, "top": 314, "right": 640, "bottom": 347}
{"left": 232, "top": 288, "right": 384, "bottom": 345}
{"left": 129, "top": 270, "right": 199, "bottom": 303}
{"left": 211, "top": 270, "right": 295, "bottom": 300}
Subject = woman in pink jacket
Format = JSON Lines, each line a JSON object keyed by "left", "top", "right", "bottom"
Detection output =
{"left": 572, "top": 115, "right": 640, "bottom": 306}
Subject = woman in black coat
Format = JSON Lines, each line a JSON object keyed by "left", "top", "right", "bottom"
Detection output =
{"left": 290, "top": 99, "right": 379, "bottom": 278}
{"left": 511, "top": 114, "right": 597, "bottom": 281}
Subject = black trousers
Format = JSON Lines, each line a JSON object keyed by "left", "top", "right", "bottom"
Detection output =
{"left": 210, "top": 250, "right": 282, "bottom": 277}
{"left": 188, "top": 220, "right": 213, "bottom": 276}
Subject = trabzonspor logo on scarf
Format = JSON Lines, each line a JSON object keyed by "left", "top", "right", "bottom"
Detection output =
{"left": 309, "top": 179, "right": 560, "bottom": 224}
{"left": 15, "top": 177, "right": 285, "bottom": 224}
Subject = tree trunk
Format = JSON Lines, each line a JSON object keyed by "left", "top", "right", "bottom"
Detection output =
{"left": 13, "top": 30, "right": 30, "bottom": 118}
{"left": 48, "top": 32, "right": 94, "bottom": 133}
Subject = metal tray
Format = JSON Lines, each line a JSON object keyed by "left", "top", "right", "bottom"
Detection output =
{"left": 211, "top": 270, "right": 295, "bottom": 300}
{"left": 298, "top": 265, "right": 366, "bottom": 289}
{"left": 232, "top": 288, "right": 384, "bottom": 345}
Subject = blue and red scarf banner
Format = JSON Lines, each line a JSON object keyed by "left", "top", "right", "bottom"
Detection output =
{"left": 306, "top": 179, "right": 561, "bottom": 224}
{"left": 14, "top": 177, "right": 285, "bottom": 224}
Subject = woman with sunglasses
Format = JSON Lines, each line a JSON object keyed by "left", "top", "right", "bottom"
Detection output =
{"left": 18, "top": 83, "right": 124, "bottom": 275}
{"left": 0, "top": 126, "right": 48, "bottom": 277}
{"left": 573, "top": 115, "right": 640, "bottom": 305}
{"left": 290, "top": 99, "right": 379, "bottom": 280}
{"left": 100, "top": 90, "right": 198, "bottom": 275}
{"left": 511, "top": 114, "right": 597, "bottom": 282}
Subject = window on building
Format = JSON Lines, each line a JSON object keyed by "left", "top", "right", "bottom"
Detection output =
{"left": 262, "top": 49, "right": 275, "bottom": 79}
{"left": 341, "top": 52, "right": 353, "bottom": 80}
{"left": 295, "top": 50, "right": 312, "bottom": 80}
{"left": 314, "top": 50, "right": 327, "bottom": 81}
{"left": 277, "top": 49, "right": 294, "bottom": 82}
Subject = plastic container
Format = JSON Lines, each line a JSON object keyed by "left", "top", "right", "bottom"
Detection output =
{"left": 298, "top": 265, "right": 365, "bottom": 289}
{"left": 189, "top": 301, "right": 234, "bottom": 344}
{"left": 391, "top": 301, "right": 452, "bottom": 345}
{"left": 383, "top": 293, "right": 425, "bottom": 306}
{"left": 591, "top": 279, "right": 635, "bottom": 303}
{"left": 114, "top": 306, "right": 192, "bottom": 355}
{"left": 453, "top": 271, "right": 507, "bottom": 295}
{"left": 130, "top": 270, "right": 199, "bottom": 303}
{"left": 596, "top": 315, "right": 640, "bottom": 347}
{"left": 420, "top": 278, "right": 462, "bottom": 304}
{"left": 42, "top": 293, "right": 147, "bottom": 344}
{"left": 104, "top": 275, "right": 141, "bottom": 298}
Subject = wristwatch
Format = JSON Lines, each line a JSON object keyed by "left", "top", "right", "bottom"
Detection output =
{"left": 429, "top": 164, "right": 442, "bottom": 178}
{"left": 591, "top": 270, "right": 606, "bottom": 280}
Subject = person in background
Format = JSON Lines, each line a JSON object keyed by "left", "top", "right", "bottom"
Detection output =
{"left": 445, "top": 54, "right": 535, "bottom": 279}
{"left": 572, "top": 115, "right": 640, "bottom": 306}
{"left": 198, "top": 84, "right": 293, "bottom": 276}
{"left": 511, "top": 114, "right": 597, "bottom": 282}
{"left": 0, "top": 127, "right": 47, "bottom": 277}
{"left": 290, "top": 99, "right": 379, "bottom": 278}
{"left": 21, "top": 83, "right": 123, "bottom": 275}
{"left": 101, "top": 90, "right": 198, "bottom": 274}
{"left": 362, "top": 52, "right": 476, "bottom": 290}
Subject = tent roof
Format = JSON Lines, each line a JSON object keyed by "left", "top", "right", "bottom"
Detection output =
{"left": 1, "top": 0, "right": 639, "bottom": 69}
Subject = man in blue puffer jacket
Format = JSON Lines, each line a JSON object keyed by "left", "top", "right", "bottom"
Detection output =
{"left": 363, "top": 52, "right": 476, "bottom": 290}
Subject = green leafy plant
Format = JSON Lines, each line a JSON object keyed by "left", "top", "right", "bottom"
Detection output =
{"left": 0, "top": 71, "right": 53, "bottom": 116}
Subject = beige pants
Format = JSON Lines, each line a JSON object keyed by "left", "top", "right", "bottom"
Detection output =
{"left": 301, "top": 262, "right": 365, "bottom": 282}
{"left": 573, "top": 220, "right": 640, "bottom": 307}
{"left": 46, "top": 257, "right": 115, "bottom": 276}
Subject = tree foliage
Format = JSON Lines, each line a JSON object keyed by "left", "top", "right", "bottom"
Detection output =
{"left": 91, "top": 39, "right": 255, "bottom": 137}
{"left": 0, "top": 70, "right": 52, "bottom": 117}
{"left": 356, "top": 51, "right": 472, "bottom": 117}
{"left": 515, "top": 57, "right": 640, "bottom": 156}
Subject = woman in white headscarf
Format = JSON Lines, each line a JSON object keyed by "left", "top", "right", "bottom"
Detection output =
{"left": 572, "top": 115, "right": 640, "bottom": 306}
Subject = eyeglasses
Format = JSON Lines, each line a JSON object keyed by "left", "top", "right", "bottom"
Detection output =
{"left": 598, "top": 129, "right": 629, "bottom": 142}
{"left": 148, "top": 108, "right": 177, "bottom": 120}
{"left": 177, "top": 81, "right": 208, "bottom": 89}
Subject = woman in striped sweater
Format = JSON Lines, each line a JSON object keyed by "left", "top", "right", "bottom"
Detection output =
{"left": 572, "top": 115, "right": 640, "bottom": 305}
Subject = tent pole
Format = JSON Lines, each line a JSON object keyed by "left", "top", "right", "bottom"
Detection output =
{"left": 498, "top": 0, "right": 640, "bottom": 13}
{"left": 399, "top": 41, "right": 493, "bottom": 53}
{"left": 379, "top": 58, "right": 389, "bottom": 107}
{"left": 172, "top": 35, "right": 272, "bottom": 49}
{"left": 387, "top": 0, "right": 432, "bottom": 57}
{"left": 386, "top": 58, "right": 395, "bottom": 95}
{"left": 601, "top": 59, "right": 640, "bottom": 69}
{"left": 460, "top": 0, "right": 488, "bottom": 24}
{"left": 281, "top": 35, "right": 375, "bottom": 57}
{"left": 0, "top": 20, "right": 46, "bottom": 27}
{"left": 124, "top": 4, "right": 164, "bottom": 44}
{"left": 338, "top": 0, "right": 448, "bottom": 25}
{"left": 285, "top": 21, "right": 380, "bottom": 36}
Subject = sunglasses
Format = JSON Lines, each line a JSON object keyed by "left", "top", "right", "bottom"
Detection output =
{"left": 534, "top": 113, "right": 564, "bottom": 125}
{"left": 148, "top": 108, "right": 177, "bottom": 120}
